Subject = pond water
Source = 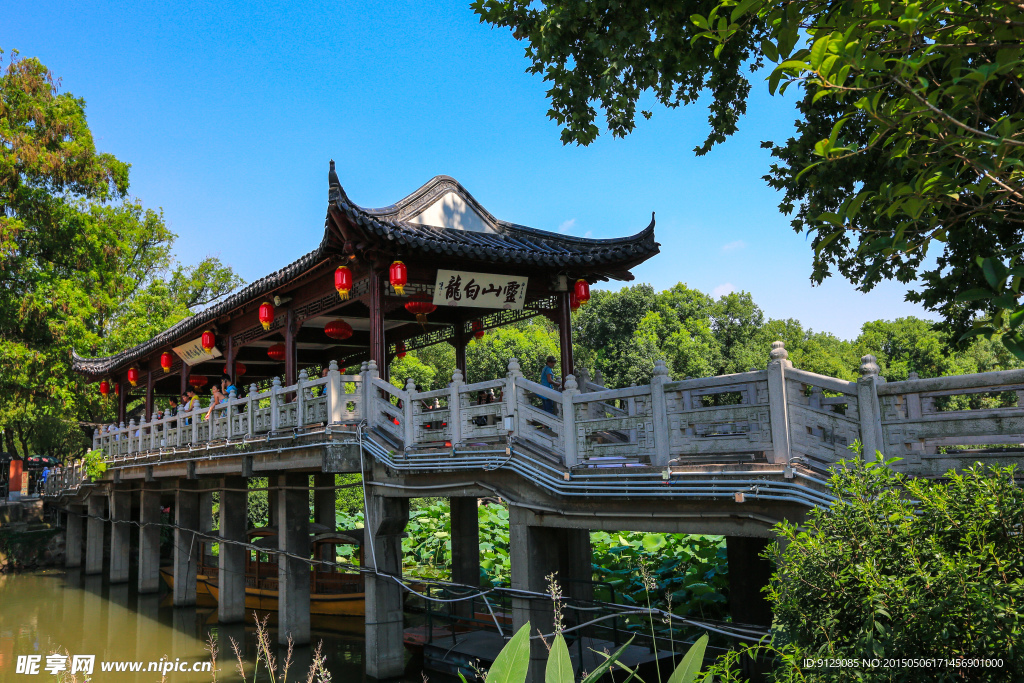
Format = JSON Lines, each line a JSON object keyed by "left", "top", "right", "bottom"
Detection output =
{"left": 0, "top": 570, "right": 426, "bottom": 682}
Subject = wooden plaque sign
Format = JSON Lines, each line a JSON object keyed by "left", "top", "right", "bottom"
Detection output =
{"left": 432, "top": 270, "right": 528, "bottom": 310}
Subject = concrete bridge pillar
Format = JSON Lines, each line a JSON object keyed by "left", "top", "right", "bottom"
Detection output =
{"left": 313, "top": 473, "right": 335, "bottom": 561}
{"left": 173, "top": 480, "right": 200, "bottom": 607}
{"left": 363, "top": 492, "right": 410, "bottom": 679}
{"left": 219, "top": 475, "right": 248, "bottom": 623}
{"left": 109, "top": 487, "right": 132, "bottom": 583}
{"left": 85, "top": 494, "right": 106, "bottom": 575}
{"left": 138, "top": 482, "right": 162, "bottom": 594}
{"left": 510, "top": 506, "right": 560, "bottom": 683}
{"left": 726, "top": 536, "right": 773, "bottom": 626}
{"left": 450, "top": 497, "right": 480, "bottom": 619}
{"left": 65, "top": 504, "right": 84, "bottom": 569}
{"left": 277, "top": 472, "right": 311, "bottom": 645}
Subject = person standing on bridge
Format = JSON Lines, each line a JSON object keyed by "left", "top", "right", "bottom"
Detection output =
{"left": 540, "top": 355, "right": 561, "bottom": 414}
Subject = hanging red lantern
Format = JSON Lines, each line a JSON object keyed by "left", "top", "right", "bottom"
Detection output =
{"left": 404, "top": 294, "right": 437, "bottom": 328}
{"left": 324, "top": 319, "right": 354, "bottom": 340}
{"left": 223, "top": 362, "right": 247, "bottom": 378}
{"left": 574, "top": 279, "right": 591, "bottom": 304}
{"left": 99, "top": 380, "right": 110, "bottom": 398}
{"left": 189, "top": 375, "right": 209, "bottom": 389}
{"left": 389, "top": 260, "right": 407, "bottom": 296}
{"left": 259, "top": 301, "right": 275, "bottom": 331}
{"left": 267, "top": 343, "right": 286, "bottom": 361}
{"left": 160, "top": 352, "right": 173, "bottom": 373}
{"left": 396, "top": 341, "right": 406, "bottom": 359}
{"left": 201, "top": 330, "right": 216, "bottom": 353}
{"left": 570, "top": 290, "right": 581, "bottom": 312}
{"left": 127, "top": 367, "right": 140, "bottom": 387}
{"left": 472, "top": 319, "right": 484, "bottom": 339}
{"left": 335, "top": 266, "right": 353, "bottom": 300}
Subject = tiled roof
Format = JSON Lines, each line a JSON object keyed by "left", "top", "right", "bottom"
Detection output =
{"left": 72, "top": 165, "right": 659, "bottom": 377}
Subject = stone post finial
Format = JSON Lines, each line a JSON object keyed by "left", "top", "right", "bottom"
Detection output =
{"left": 360, "top": 361, "right": 369, "bottom": 373}
{"left": 120, "top": 421, "right": 126, "bottom": 429}
{"left": 368, "top": 360, "right": 378, "bottom": 373}
{"left": 860, "top": 354, "right": 880, "bottom": 377}
{"left": 299, "top": 368, "right": 309, "bottom": 382}
{"left": 507, "top": 357, "right": 522, "bottom": 377}
{"left": 452, "top": 368, "right": 464, "bottom": 384}
{"left": 329, "top": 360, "right": 339, "bottom": 373}
{"left": 908, "top": 371, "right": 919, "bottom": 380}
{"left": 229, "top": 388, "right": 237, "bottom": 400}
{"left": 405, "top": 377, "right": 417, "bottom": 393}
{"left": 594, "top": 369, "right": 603, "bottom": 385}
{"left": 769, "top": 341, "right": 788, "bottom": 362}
{"left": 653, "top": 359, "right": 670, "bottom": 378}
{"left": 152, "top": 411, "right": 160, "bottom": 422}
{"left": 249, "top": 383, "right": 259, "bottom": 395}
{"left": 563, "top": 374, "right": 578, "bottom": 392}
{"left": 272, "top": 376, "right": 282, "bottom": 389}
{"left": 129, "top": 418, "right": 137, "bottom": 428}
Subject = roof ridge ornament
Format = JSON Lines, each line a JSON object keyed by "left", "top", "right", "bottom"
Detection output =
{"left": 328, "top": 159, "right": 349, "bottom": 204}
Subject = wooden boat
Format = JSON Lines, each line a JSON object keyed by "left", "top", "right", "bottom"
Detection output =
{"left": 202, "top": 527, "right": 367, "bottom": 616}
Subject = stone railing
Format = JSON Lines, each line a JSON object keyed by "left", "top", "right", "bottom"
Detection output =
{"left": 41, "top": 462, "right": 89, "bottom": 497}
{"left": 86, "top": 344, "right": 1024, "bottom": 475}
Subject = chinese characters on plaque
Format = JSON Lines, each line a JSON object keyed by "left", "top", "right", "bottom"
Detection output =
{"left": 173, "top": 336, "right": 223, "bottom": 366}
{"left": 432, "top": 270, "right": 529, "bottom": 310}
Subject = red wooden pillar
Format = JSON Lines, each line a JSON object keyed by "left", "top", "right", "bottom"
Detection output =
{"left": 117, "top": 377, "right": 127, "bottom": 425}
{"left": 285, "top": 307, "right": 297, "bottom": 386}
{"left": 145, "top": 369, "right": 155, "bottom": 418}
{"left": 557, "top": 290, "right": 574, "bottom": 379}
{"left": 369, "top": 267, "right": 386, "bottom": 370}
{"left": 452, "top": 322, "right": 467, "bottom": 383}
{"left": 225, "top": 335, "right": 236, "bottom": 384}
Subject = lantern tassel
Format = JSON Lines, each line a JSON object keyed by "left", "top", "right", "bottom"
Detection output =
{"left": 394, "top": 284, "right": 405, "bottom": 296}
{"left": 338, "top": 289, "right": 350, "bottom": 301}
{"left": 416, "top": 313, "right": 428, "bottom": 329}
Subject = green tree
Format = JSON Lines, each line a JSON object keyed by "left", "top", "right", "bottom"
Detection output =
{"left": 710, "top": 458, "right": 1024, "bottom": 681}
{"left": 466, "top": 318, "right": 561, "bottom": 385}
{"left": 473, "top": 2, "right": 1024, "bottom": 357}
{"left": 0, "top": 50, "right": 241, "bottom": 459}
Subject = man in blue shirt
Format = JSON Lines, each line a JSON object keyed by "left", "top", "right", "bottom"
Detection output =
{"left": 540, "top": 356, "right": 561, "bottom": 414}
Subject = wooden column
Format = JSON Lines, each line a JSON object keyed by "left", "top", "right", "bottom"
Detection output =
{"left": 117, "top": 377, "right": 127, "bottom": 425}
{"left": 226, "top": 335, "right": 235, "bottom": 385}
{"left": 452, "top": 322, "right": 468, "bottom": 384}
{"left": 180, "top": 362, "right": 191, "bottom": 396}
{"left": 145, "top": 369, "right": 155, "bottom": 418}
{"left": 285, "top": 307, "right": 297, "bottom": 386}
{"left": 557, "top": 290, "right": 574, "bottom": 379}
{"left": 369, "top": 268, "right": 386, "bottom": 370}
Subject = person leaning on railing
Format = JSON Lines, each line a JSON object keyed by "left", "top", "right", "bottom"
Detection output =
{"left": 540, "top": 355, "right": 561, "bottom": 415}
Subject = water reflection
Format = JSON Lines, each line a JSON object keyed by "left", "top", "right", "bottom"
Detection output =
{"left": 0, "top": 570, "right": 421, "bottom": 682}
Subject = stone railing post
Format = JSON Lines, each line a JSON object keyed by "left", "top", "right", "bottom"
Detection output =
{"left": 649, "top": 360, "right": 672, "bottom": 467}
{"left": 327, "top": 360, "right": 343, "bottom": 424}
{"left": 857, "top": 355, "right": 885, "bottom": 461}
{"left": 505, "top": 359, "right": 522, "bottom": 436}
{"left": 133, "top": 417, "right": 142, "bottom": 453}
{"left": 270, "top": 376, "right": 282, "bottom": 431}
{"left": 296, "top": 368, "right": 308, "bottom": 427}
{"left": 191, "top": 400, "right": 200, "bottom": 444}
{"left": 404, "top": 378, "right": 417, "bottom": 449}
{"left": 365, "top": 361, "right": 379, "bottom": 429}
{"left": 576, "top": 366, "right": 591, "bottom": 393}
{"left": 765, "top": 341, "right": 793, "bottom": 465}
{"left": 449, "top": 369, "right": 464, "bottom": 446}
{"left": 561, "top": 375, "right": 580, "bottom": 467}
{"left": 227, "top": 388, "right": 237, "bottom": 438}
{"left": 152, "top": 411, "right": 161, "bottom": 448}
{"left": 247, "top": 384, "right": 257, "bottom": 437}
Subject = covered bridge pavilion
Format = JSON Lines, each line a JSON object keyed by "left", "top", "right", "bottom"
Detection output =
{"left": 72, "top": 163, "right": 660, "bottom": 424}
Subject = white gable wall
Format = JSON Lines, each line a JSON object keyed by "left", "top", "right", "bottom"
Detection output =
{"left": 407, "top": 192, "right": 492, "bottom": 232}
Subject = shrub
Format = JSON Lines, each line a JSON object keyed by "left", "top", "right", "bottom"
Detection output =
{"left": 710, "top": 457, "right": 1024, "bottom": 682}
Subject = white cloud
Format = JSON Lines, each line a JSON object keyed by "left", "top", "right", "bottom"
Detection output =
{"left": 722, "top": 240, "right": 747, "bottom": 252}
{"left": 712, "top": 283, "right": 735, "bottom": 297}
{"left": 558, "top": 218, "right": 577, "bottom": 234}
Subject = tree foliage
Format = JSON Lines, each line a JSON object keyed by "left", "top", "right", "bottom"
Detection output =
{"left": 710, "top": 457, "right": 1024, "bottom": 681}
{"left": 0, "top": 50, "right": 242, "bottom": 459}
{"left": 474, "top": 1, "right": 1024, "bottom": 358}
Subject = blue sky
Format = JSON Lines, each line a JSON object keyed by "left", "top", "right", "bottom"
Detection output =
{"left": 6, "top": 0, "right": 931, "bottom": 339}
